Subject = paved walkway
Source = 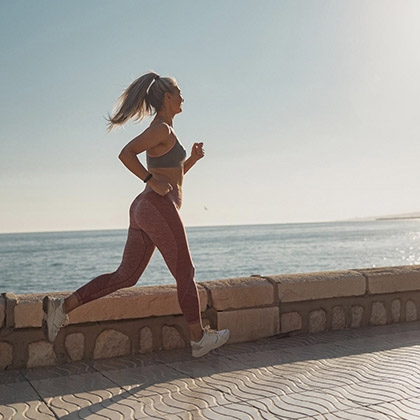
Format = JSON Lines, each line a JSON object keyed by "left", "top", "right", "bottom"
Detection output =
{"left": 1, "top": 322, "right": 420, "bottom": 419}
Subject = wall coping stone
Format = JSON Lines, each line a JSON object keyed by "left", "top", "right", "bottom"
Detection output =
{"left": 267, "top": 270, "right": 366, "bottom": 302}
{"left": 356, "top": 265, "right": 420, "bottom": 294}
{"left": 8, "top": 266, "right": 420, "bottom": 329}
{"left": 12, "top": 285, "right": 208, "bottom": 329}
{"left": 202, "top": 277, "right": 274, "bottom": 310}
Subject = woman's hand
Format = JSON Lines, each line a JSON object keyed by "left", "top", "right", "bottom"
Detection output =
{"left": 183, "top": 142, "right": 205, "bottom": 175}
{"left": 148, "top": 177, "right": 173, "bottom": 196}
{"left": 191, "top": 142, "right": 205, "bottom": 162}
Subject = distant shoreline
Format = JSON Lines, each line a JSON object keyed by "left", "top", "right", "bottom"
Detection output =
{"left": 2, "top": 215, "right": 420, "bottom": 235}
{"left": 375, "top": 216, "right": 420, "bottom": 221}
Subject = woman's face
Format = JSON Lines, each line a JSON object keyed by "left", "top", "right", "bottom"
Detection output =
{"left": 167, "top": 86, "right": 184, "bottom": 114}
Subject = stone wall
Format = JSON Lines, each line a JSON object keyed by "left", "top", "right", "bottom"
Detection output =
{"left": 1, "top": 265, "right": 420, "bottom": 370}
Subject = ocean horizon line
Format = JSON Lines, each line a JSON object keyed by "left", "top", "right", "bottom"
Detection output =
{"left": 2, "top": 216, "right": 420, "bottom": 236}
{"left": 0, "top": 219, "right": 367, "bottom": 236}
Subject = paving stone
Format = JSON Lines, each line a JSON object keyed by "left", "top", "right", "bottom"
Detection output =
{"left": 32, "top": 373, "right": 125, "bottom": 418}
{"left": 374, "top": 396, "right": 420, "bottom": 420}
{"left": 3, "top": 321, "right": 420, "bottom": 419}
{"left": 0, "top": 380, "right": 55, "bottom": 419}
{"left": 0, "top": 369, "right": 26, "bottom": 386}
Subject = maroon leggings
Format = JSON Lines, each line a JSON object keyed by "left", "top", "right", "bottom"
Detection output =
{"left": 74, "top": 186, "right": 200, "bottom": 324}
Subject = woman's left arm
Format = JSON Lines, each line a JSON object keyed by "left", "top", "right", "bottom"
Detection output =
{"left": 184, "top": 142, "right": 205, "bottom": 174}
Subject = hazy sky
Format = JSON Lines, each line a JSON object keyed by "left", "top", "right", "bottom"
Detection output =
{"left": 1, "top": 1, "right": 420, "bottom": 233}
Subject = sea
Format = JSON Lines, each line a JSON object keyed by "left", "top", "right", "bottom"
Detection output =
{"left": 1, "top": 219, "right": 420, "bottom": 295}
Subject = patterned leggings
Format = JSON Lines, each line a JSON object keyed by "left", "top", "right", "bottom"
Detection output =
{"left": 74, "top": 186, "right": 200, "bottom": 324}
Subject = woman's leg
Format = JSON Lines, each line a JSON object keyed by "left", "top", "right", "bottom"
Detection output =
{"left": 134, "top": 190, "right": 229, "bottom": 356}
{"left": 138, "top": 195, "right": 231, "bottom": 356}
{"left": 44, "top": 189, "right": 229, "bottom": 355}
{"left": 68, "top": 227, "right": 155, "bottom": 310}
{"left": 43, "top": 193, "right": 156, "bottom": 342}
{"left": 134, "top": 192, "right": 202, "bottom": 327}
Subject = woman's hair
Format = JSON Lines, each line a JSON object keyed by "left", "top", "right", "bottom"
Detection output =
{"left": 107, "top": 72, "right": 178, "bottom": 131}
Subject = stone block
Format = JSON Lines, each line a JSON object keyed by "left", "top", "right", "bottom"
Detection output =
{"left": 13, "top": 293, "right": 45, "bottom": 328}
{"left": 162, "top": 326, "right": 185, "bottom": 350}
{"left": 70, "top": 285, "right": 208, "bottom": 324}
{"left": 139, "top": 327, "right": 153, "bottom": 353}
{"left": 12, "top": 285, "right": 208, "bottom": 327}
{"left": 281, "top": 312, "right": 302, "bottom": 333}
{"left": 0, "top": 296, "right": 5, "bottom": 328}
{"left": 351, "top": 306, "right": 364, "bottom": 328}
{"left": 268, "top": 270, "right": 366, "bottom": 303}
{"left": 5, "top": 293, "right": 17, "bottom": 328}
{"left": 65, "top": 333, "right": 85, "bottom": 361}
{"left": 203, "top": 277, "right": 274, "bottom": 311}
{"left": 406, "top": 300, "right": 417, "bottom": 322}
{"left": 217, "top": 307, "right": 279, "bottom": 344}
{"left": 27, "top": 341, "right": 57, "bottom": 368}
{"left": 360, "top": 266, "right": 420, "bottom": 294}
{"left": 391, "top": 299, "right": 401, "bottom": 323}
{"left": 370, "top": 302, "right": 387, "bottom": 326}
{"left": 93, "top": 329, "right": 131, "bottom": 360}
{"left": 0, "top": 342, "right": 13, "bottom": 370}
{"left": 332, "top": 306, "right": 346, "bottom": 330}
{"left": 309, "top": 309, "right": 327, "bottom": 333}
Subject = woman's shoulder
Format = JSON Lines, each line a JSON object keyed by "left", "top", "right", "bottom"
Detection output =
{"left": 147, "top": 120, "right": 172, "bottom": 139}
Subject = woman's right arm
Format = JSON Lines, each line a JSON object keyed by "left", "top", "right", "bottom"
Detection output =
{"left": 118, "top": 124, "right": 173, "bottom": 195}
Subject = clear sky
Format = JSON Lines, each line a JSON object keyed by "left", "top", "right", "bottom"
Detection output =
{"left": 1, "top": 0, "right": 420, "bottom": 233}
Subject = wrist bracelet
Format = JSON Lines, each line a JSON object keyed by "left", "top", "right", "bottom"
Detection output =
{"left": 143, "top": 173, "right": 153, "bottom": 183}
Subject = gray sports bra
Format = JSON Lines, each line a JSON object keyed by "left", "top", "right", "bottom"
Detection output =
{"left": 147, "top": 137, "right": 187, "bottom": 169}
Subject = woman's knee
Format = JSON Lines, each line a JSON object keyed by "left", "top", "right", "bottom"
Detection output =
{"left": 178, "top": 264, "right": 195, "bottom": 284}
{"left": 188, "top": 264, "right": 195, "bottom": 280}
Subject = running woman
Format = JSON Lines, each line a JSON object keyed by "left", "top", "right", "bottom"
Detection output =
{"left": 42, "top": 72, "right": 230, "bottom": 358}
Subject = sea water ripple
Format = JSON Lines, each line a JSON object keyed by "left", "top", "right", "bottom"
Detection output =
{"left": 1, "top": 220, "right": 420, "bottom": 294}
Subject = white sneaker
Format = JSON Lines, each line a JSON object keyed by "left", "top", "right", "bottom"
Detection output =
{"left": 191, "top": 326, "right": 230, "bottom": 358}
{"left": 42, "top": 296, "right": 69, "bottom": 342}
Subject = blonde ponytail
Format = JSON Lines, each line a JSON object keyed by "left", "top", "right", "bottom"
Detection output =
{"left": 107, "top": 72, "right": 178, "bottom": 131}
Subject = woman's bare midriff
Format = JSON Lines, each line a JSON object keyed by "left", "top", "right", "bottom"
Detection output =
{"left": 149, "top": 167, "right": 184, "bottom": 190}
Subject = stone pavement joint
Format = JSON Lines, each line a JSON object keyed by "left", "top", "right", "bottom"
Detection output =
{"left": 1, "top": 321, "right": 420, "bottom": 419}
